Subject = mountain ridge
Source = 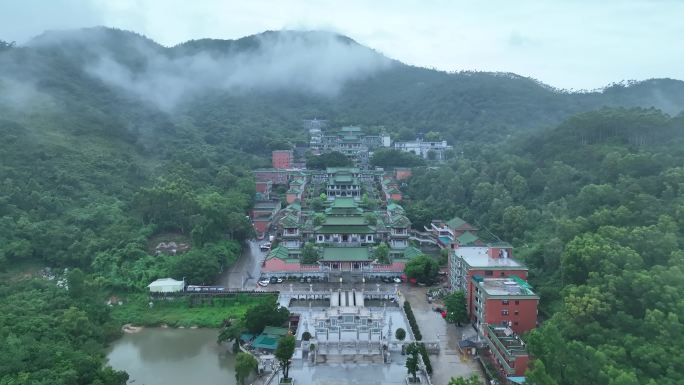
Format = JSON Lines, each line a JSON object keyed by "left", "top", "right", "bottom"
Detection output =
{"left": 1, "top": 26, "right": 683, "bottom": 149}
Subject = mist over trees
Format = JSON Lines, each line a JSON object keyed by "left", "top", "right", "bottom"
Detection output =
{"left": 0, "top": 27, "right": 683, "bottom": 384}
{"left": 403, "top": 108, "right": 684, "bottom": 385}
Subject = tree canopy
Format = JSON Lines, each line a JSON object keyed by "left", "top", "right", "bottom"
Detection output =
{"left": 306, "top": 151, "right": 353, "bottom": 169}
{"left": 243, "top": 297, "right": 290, "bottom": 335}
{"left": 235, "top": 352, "right": 258, "bottom": 385}
{"left": 443, "top": 291, "right": 469, "bottom": 326}
{"left": 275, "top": 334, "right": 296, "bottom": 380}
{"left": 402, "top": 107, "right": 684, "bottom": 385}
{"left": 404, "top": 254, "right": 440, "bottom": 284}
{"left": 1, "top": 27, "right": 684, "bottom": 384}
{"left": 370, "top": 149, "right": 426, "bottom": 168}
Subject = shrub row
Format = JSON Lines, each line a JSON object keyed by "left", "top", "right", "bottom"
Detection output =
{"left": 418, "top": 343, "right": 432, "bottom": 375}
{"left": 402, "top": 300, "right": 432, "bottom": 375}
{"left": 403, "top": 300, "right": 422, "bottom": 341}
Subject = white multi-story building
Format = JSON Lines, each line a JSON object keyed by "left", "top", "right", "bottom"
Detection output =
{"left": 394, "top": 138, "right": 453, "bottom": 160}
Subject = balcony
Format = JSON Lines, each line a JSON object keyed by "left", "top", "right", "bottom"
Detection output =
{"left": 390, "top": 241, "right": 407, "bottom": 249}
{"left": 321, "top": 242, "right": 363, "bottom": 247}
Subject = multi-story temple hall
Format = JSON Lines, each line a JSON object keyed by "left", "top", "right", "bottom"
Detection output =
{"left": 261, "top": 167, "right": 422, "bottom": 281}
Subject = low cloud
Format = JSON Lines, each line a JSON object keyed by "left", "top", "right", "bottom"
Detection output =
{"left": 0, "top": 76, "right": 55, "bottom": 111}
{"left": 85, "top": 31, "right": 394, "bottom": 111}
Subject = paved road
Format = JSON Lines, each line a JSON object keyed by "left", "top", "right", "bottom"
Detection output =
{"left": 402, "top": 286, "right": 483, "bottom": 384}
{"left": 216, "top": 240, "right": 266, "bottom": 289}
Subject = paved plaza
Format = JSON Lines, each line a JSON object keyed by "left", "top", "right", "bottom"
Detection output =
{"left": 401, "top": 285, "right": 483, "bottom": 385}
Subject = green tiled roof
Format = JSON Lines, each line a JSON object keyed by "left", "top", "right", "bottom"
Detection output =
{"left": 325, "top": 207, "right": 364, "bottom": 215}
{"left": 389, "top": 215, "right": 410, "bottom": 227}
{"left": 324, "top": 216, "right": 367, "bottom": 226}
{"left": 401, "top": 246, "right": 423, "bottom": 260}
{"left": 447, "top": 216, "right": 471, "bottom": 230}
{"left": 386, "top": 202, "right": 404, "bottom": 213}
{"left": 263, "top": 326, "right": 289, "bottom": 336}
{"left": 326, "top": 167, "right": 360, "bottom": 173}
{"left": 252, "top": 335, "right": 278, "bottom": 350}
{"left": 315, "top": 225, "right": 375, "bottom": 234}
{"left": 321, "top": 247, "right": 371, "bottom": 261}
{"left": 331, "top": 175, "right": 354, "bottom": 183}
{"left": 329, "top": 197, "right": 357, "bottom": 208}
{"left": 267, "top": 246, "right": 290, "bottom": 260}
{"left": 285, "top": 202, "right": 301, "bottom": 212}
{"left": 280, "top": 215, "right": 299, "bottom": 228}
{"left": 457, "top": 231, "right": 480, "bottom": 246}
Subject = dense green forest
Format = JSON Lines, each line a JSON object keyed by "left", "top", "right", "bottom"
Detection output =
{"left": 404, "top": 108, "right": 684, "bottom": 385}
{"left": 1, "top": 27, "right": 683, "bottom": 383}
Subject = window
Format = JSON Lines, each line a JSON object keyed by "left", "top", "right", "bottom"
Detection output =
{"left": 514, "top": 321, "right": 519, "bottom": 326}
{"left": 485, "top": 271, "right": 493, "bottom": 276}
{"left": 502, "top": 300, "right": 509, "bottom": 305}
{"left": 500, "top": 271, "right": 505, "bottom": 276}
{"left": 514, "top": 310, "right": 519, "bottom": 316}
{"left": 515, "top": 300, "right": 520, "bottom": 305}
{"left": 501, "top": 310, "right": 509, "bottom": 316}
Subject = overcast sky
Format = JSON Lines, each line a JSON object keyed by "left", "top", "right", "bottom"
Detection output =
{"left": 1, "top": 0, "right": 682, "bottom": 90}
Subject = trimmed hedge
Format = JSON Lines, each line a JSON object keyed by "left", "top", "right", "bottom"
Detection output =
{"left": 402, "top": 300, "right": 432, "bottom": 375}
{"left": 418, "top": 343, "right": 432, "bottom": 375}
{"left": 403, "top": 300, "right": 422, "bottom": 341}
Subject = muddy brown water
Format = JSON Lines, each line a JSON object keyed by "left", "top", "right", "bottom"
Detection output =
{"left": 107, "top": 328, "right": 236, "bottom": 385}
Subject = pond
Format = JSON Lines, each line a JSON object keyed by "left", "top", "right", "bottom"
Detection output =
{"left": 107, "top": 328, "right": 236, "bottom": 385}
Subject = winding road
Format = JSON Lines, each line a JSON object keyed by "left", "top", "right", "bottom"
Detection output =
{"left": 216, "top": 240, "right": 267, "bottom": 289}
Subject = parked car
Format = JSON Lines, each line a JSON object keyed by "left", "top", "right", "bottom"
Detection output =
{"left": 432, "top": 306, "right": 443, "bottom": 313}
{"left": 306, "top": 277, "right": 312, "bottom": 283}
{"left": 392, "top": 277, "right": 402, "bottom": 283}
{"left": 441, "top": 310, "right": 447, "bottom": 319}
{"left": 299, "top": 277, "right": 306, "bottom": 283}
{"left": 257, "top": 279, "right": 269, "bottom": 287}
{"left": 260, "top": 242, "right": 272, "bottom": 251}
{"left": 277, "top": 277, "right": 284, "bottom": 283}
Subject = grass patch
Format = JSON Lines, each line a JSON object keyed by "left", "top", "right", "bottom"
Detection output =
{"left": 110, "top": 293, "right": 277, "bottom": 328}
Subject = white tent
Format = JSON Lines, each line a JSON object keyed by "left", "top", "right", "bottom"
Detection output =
{"left": 147, "top": 278, "right": 185, "bottom": 293}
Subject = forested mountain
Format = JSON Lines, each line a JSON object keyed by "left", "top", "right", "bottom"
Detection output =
{"left": 405, "top": 108, "right": 684, "bottom": 385}
{"left": 2, "top": 27, "right": 684, "bottom": 150}
{"left": 1, "top": 27, "right": 683, "bottom": 384}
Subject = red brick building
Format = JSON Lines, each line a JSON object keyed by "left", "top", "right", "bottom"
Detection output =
{"left": 472, "top": 276, "right": 538, "bottom": 335}
{"left": 251, "top": 201, "right": 281, "bottom": 237}
{"left": 394, "top": 167, "right": 412, "bottom": 181}
{"left": 272, "top": 150, "right": 294, "bottom": 169}
{"left": 484, "top": 325, "right": 530, "bottom": 377}
{"left": 449, "top": 246, "right": 529, "bottom": 316}
{"left": 254, "top": 169, "right": 289, "bottom": 185}
{"left": 255, "top": 181, "right": 272, "bottom": 200}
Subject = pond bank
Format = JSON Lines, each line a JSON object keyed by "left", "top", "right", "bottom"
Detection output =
{"left": 110, "top": 292, "right": 276, "bottom": 328}
{"left": 108, "top": 328, "right": 237, "bottom": 385}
